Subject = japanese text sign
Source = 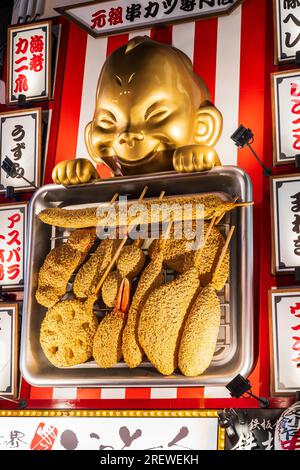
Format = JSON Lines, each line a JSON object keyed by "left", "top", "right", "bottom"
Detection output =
{"left": 269, "top": 289, "right": 300, "bottom": 395}
{"left": 0, "top": 109, "right": 41, "bottom": 192}
{"left": 0, "top": 412, "right": 222, "bottom": 450}
{"left": 56, "top": 0, "right": 243, "bottom": 38}
{"left": 274, "top": 0, "right": 300, "bottom": 64}
{"left": 272, "top": 70, "right": 300, "bottom": 165}
{"left": 0, "top": 203, "right": 27, "bottom": 289}
{"left": 7, "top": 21, "right": 51, "bottom": 103}
{"left": 0, "top": 304, "right": 18, "bottom": 398}
{"left": 271, "top": 175, "right": 300, "bottom": 273}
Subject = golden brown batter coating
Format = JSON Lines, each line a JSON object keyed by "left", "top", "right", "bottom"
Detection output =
{"left": 178, "top": 286, "right": 221, "bottom": 376}
{"left": 101, "top": 270, "right": 123, "bottom": 308}
{"left": 116, "top": 243, "right": 145, "bottom": 279}
{"left": 40, "top": 298, "right": 98, "bottom": 367}
{"left": 149, "top": 223, "right": 229, "bottom": 291}
{"left": 38, "top": 195, "right": 245, "bottom": 228}
{"left": 93, "top": 311, "right": 125, "bottom": 368}
{"left": 36, "top": 228, "right": 96, "bottom": 308}
{"left": 122, "top": 257, "right": 164, "bottom": 368}
{"left": 73, "top": 239, "right": 118, "bottom": 299}
{"left": 138, "top": 267, "right": 200, "bottom": 375}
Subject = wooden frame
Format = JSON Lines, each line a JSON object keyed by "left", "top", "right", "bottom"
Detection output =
{"left": 270, "top": 173, "right": 300, "bottom": 274}
{"left": 268, "top": 288, "right": 300, "bottom": 396}
{"left": 273, "top": 0, "right": 300, "bottom": 64}
{"left": 271, "top": 69, "right": 300, "bottom": 166}
{"left": 6, "top": 20, "right": 52, "bottom": 104}
{"left": 0, "top": 108, "right": 42, "bottom": 193}
{"left": 56, "top": 0, "right": 244, "bottom": 39}
{"left": 0, "top": 303, "right": 18, "bottom": 399}
{"left": 0, "top": 202, "right": 28, "bottom": 290}
{"left": 0, "top": 409, "right": 224, "bottom": 450}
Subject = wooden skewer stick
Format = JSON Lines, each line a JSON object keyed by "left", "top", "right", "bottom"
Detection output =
{"left": 134, "top": 190, "right": 165, "bottom": 248}
{"left": 211, "top": 225, "right": 235, "bottom": 285}
{"left": 215, "top": 196, "right": 239, "bottom": 225}
{"left": 93, "top": 187, "right": 149, "bottom": 297}
{"left": 194, "top": 216, "right": 217, "bottom": 269}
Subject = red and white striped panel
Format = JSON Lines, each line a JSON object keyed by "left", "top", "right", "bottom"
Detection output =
{"left": 29, "top": 385, "right": 231, "bottom": 401}
{"left": 75, "top": 6, "right": 242, "bottom": 166}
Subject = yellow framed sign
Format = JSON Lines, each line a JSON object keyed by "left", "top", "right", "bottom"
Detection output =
{"left": 0, "top": 410, "right": 224, "bottom": 450}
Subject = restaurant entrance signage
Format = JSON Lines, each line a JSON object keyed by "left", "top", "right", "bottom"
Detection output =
{"left": 56, "top": 0, "right": 244, "bottom": 38}
{"left": 274, "top": 0, "right": 300, "bottom": 64}
{"left": 271, "top": 174, "right": 300, "bottom": 274}
{"left": 7, "top": 21, "right": 51, "bottom": 103}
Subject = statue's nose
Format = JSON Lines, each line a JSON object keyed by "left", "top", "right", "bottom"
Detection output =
{"left": 118, "top": 131, "right": 144, "bottom": 148}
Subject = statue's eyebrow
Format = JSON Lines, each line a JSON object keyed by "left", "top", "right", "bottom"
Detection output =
{"left": 115, "top": 75, "right": 122, "bottom": 86}
{"left": 128, "top": 73, "right": 135, "bottom": 84}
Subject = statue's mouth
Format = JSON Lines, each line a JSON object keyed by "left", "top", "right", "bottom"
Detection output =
{"left": 117, "top": 142, "right": 169, "bottom": 167}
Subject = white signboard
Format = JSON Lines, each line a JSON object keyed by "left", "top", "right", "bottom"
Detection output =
{"left": 0, "top": 108, "right": 41, "bottom": 192}
{"left": 272, "top": 70, "right": 300, "bottom": 165}
{"left": 0, "top": 304, "right": 18, "bottom": 398}
{"left": 57, "top": 0, "right": 243, "bottom": 38}
{"left": 269, "top": 289, "right": 300, "bottom": 395}
{"left": 0, "top": 203, "right": 27, "bottom": 289}
{"left": 274, "top": 0, "right": 300, "bottom": 64}
{"left": 271, "top": 174, "right": 300, "bottom": 273}
{"left": 7, "top": 21, "right": 51, "bottom": 103}
{"left": 0, "top": 413, "right": 221, "bottom": 450}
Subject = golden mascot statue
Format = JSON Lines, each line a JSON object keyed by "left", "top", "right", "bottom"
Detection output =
{"left": 52, "top": 36, "right": 223, "bottom": 185}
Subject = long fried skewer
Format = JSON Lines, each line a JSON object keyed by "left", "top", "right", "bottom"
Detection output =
{"left": 38, "top": 195, "right": 253, "bottom": 228}
{"left": 138, "top": 217, "right": 216, "bottom": 376}
{"left": 178, "top": 226, "right": 235, "bottom": 377}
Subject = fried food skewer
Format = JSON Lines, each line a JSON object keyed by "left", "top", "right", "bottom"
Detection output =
{"left": 36, "top": 228, "right": 97, "bottom": 308}
{"left": 92, "top": 187, "right": 150, "bottom": 368}
{"left": 38, "top": 195, "right": 253, "bottom": 228}
{"left": 178, "top": 226, "right": 235, "bottom": 377}
{"left": 138, "top": 217, "right": 216, "bottom": 376}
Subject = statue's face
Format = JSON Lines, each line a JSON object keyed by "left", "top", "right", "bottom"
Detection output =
{"left": 86, "top": 46, "right": 202, "bottom": 172}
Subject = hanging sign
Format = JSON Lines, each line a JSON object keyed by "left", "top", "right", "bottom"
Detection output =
{"left": 274, "top": 0, "right": 300, "bottom": 64}
{"left": 56, "top": 0, "right": 243, "bottom": 38}
{"left": 0, "top": 410, "right": 223, "bottom": 450}
{"left": 0, "top": 304, "right": 18, "bottom": 398}
{"left": 7, "top": 21, "right": 51, "bottom": 103}
{"left": 0, "top": 203, "right": 27, "bottom": 290}
{"left": 271, "top": 69, "right": 300, "bottom": 165}
{"left": 271, "top": 174, "right": 300, "bottom": 273}
{"left": 269, "top": 288, "right": 300, "bottom": 396}
{"left": 0, "top": 108, "right": 42, "bottom": 192}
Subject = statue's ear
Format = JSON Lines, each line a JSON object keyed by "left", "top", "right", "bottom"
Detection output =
{"left": 85, "top": 121, "right": 100, "bottom": 162}
{"left": 194, "top": 103, "right": 223, "bottom": 147}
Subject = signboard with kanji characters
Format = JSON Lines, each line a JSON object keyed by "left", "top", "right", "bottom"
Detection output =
{"left": 0, "top": 203, "right": 27, "bottom": 290}
{"left": 0, "top": 411, "right": 222, "bottom": 450}
{"left": 7, "top": 21, "right": 51, "bottom": 103}
{"left": 271, "top": 70, "right": 300, "bottom": 165}
{"left": 56, "top": 0, "right": 243, "bottom": 38}
{"left": 0, "top": 108, "right": 42, "bottom": 193}
{"left": 0, "top": 304, "right": 18, "bottom": 398}
{"left": 274, "top": 0, "right": 300, "bottom": 64}
{"left": 269, "top": 289, "right": 300, "bottom": 395}
{"left": 271, "top": 174, "right": 300, "bottom": 273}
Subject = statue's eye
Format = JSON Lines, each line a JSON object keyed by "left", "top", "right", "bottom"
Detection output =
{"left": 99, "top": 117, "right": 116, "bottom": 130}
{"left": 145, "top": 108, "right": 170, "bottom": 123}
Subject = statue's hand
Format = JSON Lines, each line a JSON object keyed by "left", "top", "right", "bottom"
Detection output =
{"left": 173, "top": 145, "right": 221, "bottom": 173}
{"left": 52, "top": 159, "right": 99, "bottom": 185}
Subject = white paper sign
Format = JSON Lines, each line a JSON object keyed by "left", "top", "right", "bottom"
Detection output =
{"left": 271, "top": 175, "right": 300, "bottom": 273}
{"left": 0, "top": 305, "right": 18, "bottom": 397}
{"left": 0, "top": 416, "right": 219, "bottom": 450}
{"left": 7, "top": 21, "right": 51, "bottom": 103}
{"left": 0, "top": 109, "right": 41, "bottom": 192}
{"left": 0, "top": 203, "right": 27, "bottom": 289}
{"left": 57, "top": 0, "right": 242, "bottom": 38}
{"left": 272, "top": 70, "right": 300, "bottom": 165}
{"left": 274, "top": 0, "right": 300, "bottom": 63}
{"left": 269, "top": 289, "right": 300, "bottom": 395}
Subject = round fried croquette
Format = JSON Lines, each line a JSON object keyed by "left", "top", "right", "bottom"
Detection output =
{"left": 116, "top": 244, "right": 145, "bottom": 279}
{"left": 40, "top": 299, "right": 98, "bottom": 367}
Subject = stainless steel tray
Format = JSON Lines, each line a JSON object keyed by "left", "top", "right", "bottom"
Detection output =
{"left": 21, "top": 166, "right": 254, "bottom": 387}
